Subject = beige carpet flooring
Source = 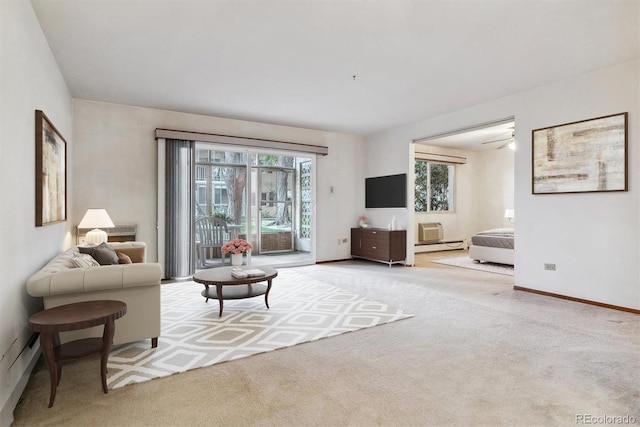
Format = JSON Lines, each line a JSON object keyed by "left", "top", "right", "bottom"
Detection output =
{"left": 12, "top": 259, "right": 640, "bottom": 426}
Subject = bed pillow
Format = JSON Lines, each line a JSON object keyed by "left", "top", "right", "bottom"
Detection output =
{"left": 79, "top": 242, "right": 120, "bottom": 265}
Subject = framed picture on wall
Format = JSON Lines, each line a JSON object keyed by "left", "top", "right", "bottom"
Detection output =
{"left": 532, "top": 112, "right": 628, "bottom": 194}
{"left": 35, "top": 110, "right": 67, "bottom": 226}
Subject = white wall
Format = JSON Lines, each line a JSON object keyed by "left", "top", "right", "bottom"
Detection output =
{"left": 0, "top": 0, "right": 72, "bottom": 423}
{"left": 366, "top": 59, "right": 639, "bottom": 310}
{"left": 515, "top": 60, "right": 639, "bottom": 309}
{"left": 363, "top": 129, "right": 412, "bottom": 258}
{"left": 73, "top": 100, "right": 365, "bottom": 264}
{"left": 316, "top": 132, "right": 366, "bottom": 259}
{"left": 473, "top": 147, "right": 515, "bottom": 231}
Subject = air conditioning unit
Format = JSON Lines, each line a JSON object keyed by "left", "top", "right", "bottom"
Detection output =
{"left": 418, "top": 222, "right": 443, "bottom": 243}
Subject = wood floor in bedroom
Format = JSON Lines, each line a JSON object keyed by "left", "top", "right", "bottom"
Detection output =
{"left": 413, "top": 248, "right": 469, "bottom": 268}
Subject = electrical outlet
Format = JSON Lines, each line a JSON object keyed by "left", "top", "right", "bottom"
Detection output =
{"left": 544, "top": 263, "right": 556, "bottom": 271}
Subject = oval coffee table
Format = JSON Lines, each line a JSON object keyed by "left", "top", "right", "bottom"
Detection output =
{"left": 192, "top": 266, "right": 278, "bottom": 317}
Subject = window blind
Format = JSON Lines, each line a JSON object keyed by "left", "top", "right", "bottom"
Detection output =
{"left": 156, "top": 129, "right": 328, "bottom": 156}
{"left": 415, "top": 151, "right": 467, "bottom": 164}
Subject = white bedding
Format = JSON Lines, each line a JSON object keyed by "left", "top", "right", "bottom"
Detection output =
{"left": 469, "top": 228, "right": 514, "bottom": 265}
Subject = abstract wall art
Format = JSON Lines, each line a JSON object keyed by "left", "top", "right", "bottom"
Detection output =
{"left": 35, "top": 110, "right": 67, "bottom": 226}
{"left": 532, "top": 112, "right": 627, "bottom": 194}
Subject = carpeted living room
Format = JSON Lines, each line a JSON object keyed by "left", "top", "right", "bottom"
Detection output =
{"left": 11, "top": 261, "right": 640, "bottom": 425}
{"left": 2, "top": 1, "right": 639, "bottom": 426}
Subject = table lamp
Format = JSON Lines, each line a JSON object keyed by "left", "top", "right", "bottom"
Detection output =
{"left": 78, "top": 209, "right": 115, "bottom": 244}
{"left": 504, "top": 209, "right": 515, "bottom": 224}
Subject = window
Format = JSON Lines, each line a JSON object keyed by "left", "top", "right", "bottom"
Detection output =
{"left": 415, "top": 160, "right": 455, "bottom": 212}
{"left": 195, "top": 146, "right": 247, "bottom": 221}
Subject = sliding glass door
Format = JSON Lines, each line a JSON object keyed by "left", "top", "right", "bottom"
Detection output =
{"left": 194, "top": 144, "right": 314, "bottom": 268}
{"left": 256, "top": 166, "right": 294, "bottom": 253}
{"left": 195, "top": 148, "right": 247, "bottom": 224}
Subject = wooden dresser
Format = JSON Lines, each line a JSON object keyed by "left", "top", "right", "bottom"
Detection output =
{"left": 351, "top": 228, "right": 406, "bottom": 266}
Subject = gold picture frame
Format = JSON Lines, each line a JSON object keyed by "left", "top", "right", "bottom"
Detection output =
{"left": 532, "top": 112, "right": 628, "bottom": 194}
{"left": 35, "top": 110, "right": 67, "bottom": 226}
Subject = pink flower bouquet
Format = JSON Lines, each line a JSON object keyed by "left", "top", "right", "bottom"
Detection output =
{"left": 221, "top": 238, "right": 253, "bottom": 255}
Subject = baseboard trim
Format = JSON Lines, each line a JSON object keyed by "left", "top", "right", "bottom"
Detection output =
{"left": 513, "top": 286, "right": 640, "bottom": 314}
{"left": 315, "top": 258, "right": 353, "bottom": 264}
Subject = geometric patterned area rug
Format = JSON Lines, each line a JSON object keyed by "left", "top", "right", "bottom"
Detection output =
{"left": 107, "top": 270, "right": 413, "bottom": 389}
{"left": 432, "top": 256, "right": 514, "bottom": 276}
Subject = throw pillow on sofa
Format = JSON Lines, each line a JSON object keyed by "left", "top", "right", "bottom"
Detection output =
{"left": 117, "top": 252, "right": 132, "bottom": 264}
{"left": 79, "top": 242, "right": 120, "bottom": 265}
{"left": 71, "top": 253, "right": 100, "bottom": 268}
{"left": 113, "top": 246, "right": 145, "bottom": 263}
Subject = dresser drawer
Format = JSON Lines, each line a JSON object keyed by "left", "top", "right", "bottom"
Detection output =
{"left": 360, "top": 230, "right": 389, "bottom": 246}
{"left": 351, "top": 228, "right": 406, "bottom": 266}
{"left": 361, "top": 237, "right": 389, "bottom": 251}
{"left": 360, "top": 248, "right": 389, "bottom": 261}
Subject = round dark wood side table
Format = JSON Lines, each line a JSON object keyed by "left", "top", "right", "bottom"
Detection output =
{"left": 28, "top": 300, "right": 127, "bottom": 408}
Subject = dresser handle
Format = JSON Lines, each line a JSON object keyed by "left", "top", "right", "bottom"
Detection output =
{"left": 372, "top": 246, "right": 376, "bottom": 249}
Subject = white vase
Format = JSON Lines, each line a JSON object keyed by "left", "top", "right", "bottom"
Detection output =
{"left": 231, "top": 253, "right": 243, "bottom": 266}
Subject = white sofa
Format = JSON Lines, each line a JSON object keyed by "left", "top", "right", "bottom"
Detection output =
{"left": 26, "top": 242, "right": 162, "bottom": 347}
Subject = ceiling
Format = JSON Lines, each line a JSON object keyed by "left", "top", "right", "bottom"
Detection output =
{"left": 30, "top": 0, "right": 638, "bottom": 137}
{"left": 418, "top": 120, "right": 515, "bottom": 151}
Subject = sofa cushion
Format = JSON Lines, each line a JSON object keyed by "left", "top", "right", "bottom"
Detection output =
{"left": 70, "top": 253, "right": 100, "bottom": 268}
{"left": 79, "top": 242, "right": 119, "bottom": 265}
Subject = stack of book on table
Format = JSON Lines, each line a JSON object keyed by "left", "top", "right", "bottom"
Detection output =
{"left": 231, "top": 268, "right": 266, "bottom": 279}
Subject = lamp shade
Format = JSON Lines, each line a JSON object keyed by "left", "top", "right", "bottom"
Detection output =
{"left": 78, "top": 209, "right": 115, "bottom": 244}
{"left": 504, "top": 209, "right": 515, "bottom": 219}
{"left": 78, "top": 209, "right": 115, "bottom": 229}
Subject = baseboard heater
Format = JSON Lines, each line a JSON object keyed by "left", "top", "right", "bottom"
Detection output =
{"left": 418, "top": 222, "right": 443, "bottom": 243}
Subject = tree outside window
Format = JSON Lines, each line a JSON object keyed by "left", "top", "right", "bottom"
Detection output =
{"left": 415, "top": 160, "right": 454, "bottom": 212}
{"left": 259, "top": 154, "right": 293, "bottom": 226}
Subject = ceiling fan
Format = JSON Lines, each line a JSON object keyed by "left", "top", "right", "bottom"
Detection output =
{"left": 481, "top": 129, "right": 515, "bottom": 149}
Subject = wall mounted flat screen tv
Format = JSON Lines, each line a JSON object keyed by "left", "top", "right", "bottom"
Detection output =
{"left": 365, "top": 173, "right": 407, "bottom": 208}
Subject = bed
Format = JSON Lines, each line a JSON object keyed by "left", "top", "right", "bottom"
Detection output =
{"left": 468, "top": 228, "right": 514, "bottom": 265}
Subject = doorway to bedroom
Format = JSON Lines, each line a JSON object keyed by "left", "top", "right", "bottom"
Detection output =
{"left": 411, "top": 118, "right": 515, "bottom": 264}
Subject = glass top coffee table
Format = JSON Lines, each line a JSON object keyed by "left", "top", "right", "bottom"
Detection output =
{"left": 192, "top": 266, "right": 278, "bottom": 317}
